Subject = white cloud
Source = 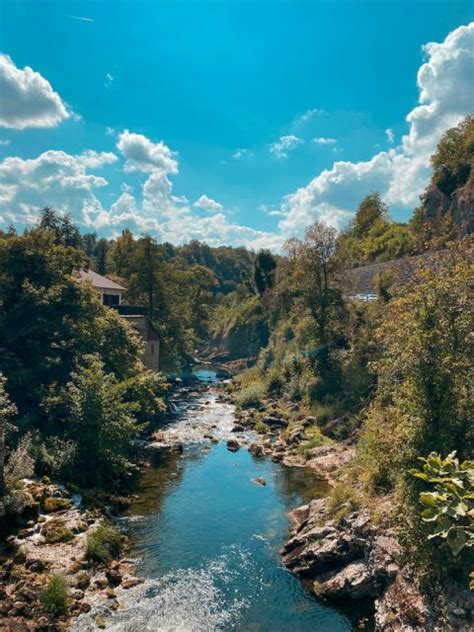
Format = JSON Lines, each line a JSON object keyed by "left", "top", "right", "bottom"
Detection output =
{"left": 116, "top": 130, "right": 178, "bottom": 174}
{"left": 385, "top": 128, "right": 395, "bottom": 143}
{"left": 194, "top": 194, "right": 223, "bottom": 213}
{"left": 279, "top": 22, "right": 474, "bottom": 235}
{"left": 104, "top": 73, "right": 114, "bottom": 88}
{"left": 0, "top": 54, "right": 70, "bottom": 129}
{"left": 293, "top": 108, "right": 327, "bottom": 128}
{"left": 0, "top": 140, "right": 10, "bottom": 147}
{"left": 312, "top": 137, "right": 337, "bottom": 145}
{"left": 232, "top": 148, "right": 250, "bottom": 159}
{"left": 0, "top": 149, "right": 117, "bottom": 225}
{"left": 269, "top": 134, "right": 303, "bottom": 159}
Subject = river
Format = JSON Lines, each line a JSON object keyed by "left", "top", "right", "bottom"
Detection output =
{"left": 72, "top": 370, "right": 352, "bottom": 631}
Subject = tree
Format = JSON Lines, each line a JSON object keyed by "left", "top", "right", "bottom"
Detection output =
{"left": 60, "top": 355, "right": 143, "bottom": 486}
{"left": 351, "top": 192, "right": 388, "bottom": 238}
{"left": 254, "top": 250, "right": 277, "bottom": 296}
{"left": 284, "top": 221, "right": 343, "bottom": 345}
{"left": 360, "top": 243, "right": 473, "bottom": 493}
{"left": 431, "top": 114, "right": 474, "bottom": 196}
{"left": 0, "top": 376, "right": 17, "bottom": 496}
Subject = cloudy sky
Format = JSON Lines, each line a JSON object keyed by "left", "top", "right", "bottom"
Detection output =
{"left": 0, "top": 0, "right": 473, "bottom": 250}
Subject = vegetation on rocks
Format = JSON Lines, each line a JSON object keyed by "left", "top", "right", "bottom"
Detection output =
{"left": 85, "top": 524, "right": 123, "bottom": 564}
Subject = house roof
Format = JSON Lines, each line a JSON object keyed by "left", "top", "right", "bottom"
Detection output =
{"left": 78, "top": 269, "right": 126, "bottom": 291}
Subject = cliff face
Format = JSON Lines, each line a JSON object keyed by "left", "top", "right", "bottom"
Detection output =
{"left": 421, "top": 175, "right": 474, "bottom": 235}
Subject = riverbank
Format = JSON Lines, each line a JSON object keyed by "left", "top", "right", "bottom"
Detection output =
{"left": 227, "top": 389, "right": 474, "bottom": 631}
{"left": 0, "top": 476, "right": 146, "bottom": 631}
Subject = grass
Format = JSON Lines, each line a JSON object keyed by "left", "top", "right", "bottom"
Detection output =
{"left": 234, "top": 383, "right": 265, "bottom": 410}
{"left": 85, "top": 524, "right": 122, "bottom": 564}
{"left": 326, "top": 481, "right": 361, "bottom": 523}
{"left": 41, "top": 574, "right": 69, "bottom": 616}
{"left": 297, "top": 429, "right": 332, "bottom": 457}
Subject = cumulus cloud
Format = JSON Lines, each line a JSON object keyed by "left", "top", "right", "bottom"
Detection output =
{"left": 0, "top": 149, "right": 117, "bottom": 225}
{"left": 104, "top": 73, "right": 114, "bottom": 88}
{"left": 269, "top": 134, "right": 303, "bottom": 159}
{"left": 116, "top": 130, "right": 178, "bottom": 174}
{"left": 279, "top": 22, "right": 474, "bottom": 235}
{"left": 312, "top": 137, "right": 337, "bottom": 145}
{"left": 0, "top": 54, "right": 70, "bottom": 129}
{"left": 194, "top": 194, "right": 223, "bottom": 213}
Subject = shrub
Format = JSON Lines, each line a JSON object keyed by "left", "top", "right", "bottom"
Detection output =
{"left": 5, "top": 433, "right": 35, "bottom": 488}
{"left": 297, "top": 430, "right": 332, "bottom": 457}
{"left": 235, "top": 384, "right": 265, "bottom": 410}
{"left": 254, "top": 420, "right": 269, "bottom": 434}
{"left": 410, "top": 451, "right": 473, "bottom": 587}
{"left": 265, "top": 368, "right": 283, "bottom": 396}
{"left": 85, "top": 524, "right": 122, "bottom": 564}
{"left": 41, "top": 574, "right": 69, "bottom": 616}
{"left": 326, "top": 482, "right": 360, "bottom": 523}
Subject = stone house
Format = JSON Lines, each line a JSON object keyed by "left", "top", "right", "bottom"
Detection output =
{"left": 78, "top": 270, "right": 160, "bottom": 372}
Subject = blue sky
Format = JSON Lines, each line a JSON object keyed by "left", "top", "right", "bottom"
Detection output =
{"left": 0, "top": 1, "right": 473, "bottom": 249}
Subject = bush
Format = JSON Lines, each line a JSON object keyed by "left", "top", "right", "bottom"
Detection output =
{"left": 5, "top": 433, "right": 35, "bottom": 488}
{"left": 41, "top": 574, "right": 69, "bottom": 616}
{"left": 265, "top": 368, "right": 283, "bottom": 396}
{"left": 326, "top": 482, "right": 360, "bottom": 523}
{"left": 85, "top": 524, "right": 122, "bottom": 564}
{"left": 297, "top": 430, "right": 332, "bottom": 457}
{"left": 410, "top": 451, "right": 473, "bottom": 587}
{"left": 235, "top": 384, "right": 265, "bottom": 410}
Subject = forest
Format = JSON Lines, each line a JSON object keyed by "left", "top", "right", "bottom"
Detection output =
{"left": 0, "top": 115, "right": 472, "bottom": 629}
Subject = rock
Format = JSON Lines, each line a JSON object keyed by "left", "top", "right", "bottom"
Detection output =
{"left": 121, "top": 576, "right": 143, "bottom": 589}
{"left": 286, "top": 428, "right": 304, "bottom": 445}
{"left": 71, "top": 589, "right": 84, "bottom": 600}
{"left": 303, "top": 416, "right": 316, "bottom": 427}
{"left": 43, "top": 497, "right": 72, "bottom": 513}
{"left": 75, "top": 571, "right": 91, "bottom": 590}
{"left": 313, "top": 561, "right": 377, "bottom": 600}
{"left": 287, "top": 504, "right": 310, "bottom": 530}
{"left": 106, "top": 568, "right": 122, "bottom": 587}
{"left": 226, "top": 439, "right": 240, "bottom": 452}
{"left": 26, "top": 559, "right": 47, "bottom": 573}
{"left": 263, "top": 415, "right": 288, "bottom": 428}
{"left": 95, "top": 615, "right": 107, "bottom": 629}
{"left": 79, "top": 601, "right": 92, "bottom": 613}
{"left": 248, "top": 443, "right": 263, "bottom": 457}
{"left": 231, "top": 424, "right": 245, "bottom": 432}
{"left": 36, "top": 616, "right": 50, "bottom": 629}
{"left": 251, "top": 477, "right": 266, "bottom": 486}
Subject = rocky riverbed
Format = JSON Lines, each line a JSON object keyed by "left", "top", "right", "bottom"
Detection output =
{"left": 0, "top": 478, "right": 145, "bottom": 631}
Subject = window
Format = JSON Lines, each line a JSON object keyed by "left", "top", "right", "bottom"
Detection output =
{"left": 103, "top": 294, "right": 119, "bottom": 306}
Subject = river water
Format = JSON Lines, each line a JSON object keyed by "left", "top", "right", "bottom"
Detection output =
{"left": 72, "top": 372, "right": 352, "bottom": 631}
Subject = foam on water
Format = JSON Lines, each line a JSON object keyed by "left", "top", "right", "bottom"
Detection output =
{"left": 71, "top": 546, "right": 253, "bottom": 632}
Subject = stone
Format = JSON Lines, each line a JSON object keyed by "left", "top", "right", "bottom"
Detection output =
{"left": 251, "top": 477, "right": 266, "bottom": 486}
{"left": 263, "top": 415, "right": 288, "bottom": 428}
{"left": 121, "top": 576, "right": 143, "bottom": 589}
{"left": 231, "top": 424, "right": 245, "bottom": 432}
{"left": 313, "top": 561, "right": 377, "bottom": 600}
{"left": 75, "top": 571, "right": 91, "bottom": 590}
{"left": 26, "top": 559, "right": 47, "bottom": 573}
{"left": 248, "top": 443, "right": 263, "bottom": 457}
{"left": 226, "top": 439, "right": 240, "bottom": 452}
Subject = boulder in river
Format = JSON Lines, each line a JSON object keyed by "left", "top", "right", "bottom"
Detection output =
{"left": 226, "top": 438, "right": 240, "bottom": 452}
{"left": 251, "top": 477, "right": 266, "bottom": 486}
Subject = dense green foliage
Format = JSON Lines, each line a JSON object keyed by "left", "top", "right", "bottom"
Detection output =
{"left": 410, "top": 452, "right": 474, "bottom": 561}
{"left": 431, "top": 114, "right": 474, "bottom": 197}
{"left": 0, "top": 218, "right": 167, "bottom": 492}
